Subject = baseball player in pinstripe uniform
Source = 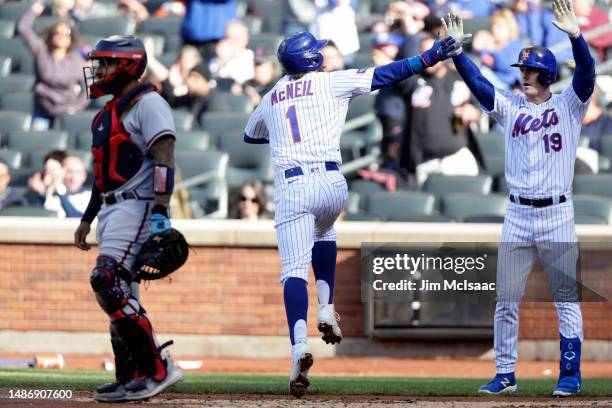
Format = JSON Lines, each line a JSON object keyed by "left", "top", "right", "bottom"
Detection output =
{"left": 443, "top": 0, "right": 595, "bottom": 397}
{"left": 244, "top": 31, "right": 459, "bottom": 398}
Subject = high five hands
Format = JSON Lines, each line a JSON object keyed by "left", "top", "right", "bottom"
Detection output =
{"left": 551, "top": 0, "right": 580, "bottom": 38}
{"left": 440, "top": 13, "right": 473, "bottom": 57}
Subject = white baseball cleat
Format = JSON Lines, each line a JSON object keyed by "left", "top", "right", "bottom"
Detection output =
{"left": 124, "top": 357, "right": 184, "bottom": 401}
{"left": 317, "top": 304, "right": 343, "bottom": 344}
{"left": 289, "top": 341, "right": 313, "bottom": 398}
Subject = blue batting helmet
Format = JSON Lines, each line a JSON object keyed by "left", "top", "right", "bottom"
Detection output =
{"left": 511, "top": 46, "right": 557, "bottom": 86}
{"left": 277, "top": 32, "right": 328, "bottom": 75}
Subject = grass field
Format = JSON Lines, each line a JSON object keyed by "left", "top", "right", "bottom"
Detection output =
{"left": 1, "top": 369, "right": 611, "bottom": 397}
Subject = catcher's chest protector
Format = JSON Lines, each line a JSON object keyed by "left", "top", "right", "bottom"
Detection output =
{"left": 91, "top": 83, "right": 156, "bottom": 192}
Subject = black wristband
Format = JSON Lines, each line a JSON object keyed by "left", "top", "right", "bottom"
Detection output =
{"left": 152, "top": 204, "right": 169, "bottom": 217}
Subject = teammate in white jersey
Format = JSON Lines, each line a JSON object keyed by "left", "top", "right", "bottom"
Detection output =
{"left": 443, "top": 0, "right": 595, "bottom": 397}
{"left": 244, "top": 31, "right": 459, "bottom": 398}
{"left": 74, "top": 35, "right": 183, "bottom": 402}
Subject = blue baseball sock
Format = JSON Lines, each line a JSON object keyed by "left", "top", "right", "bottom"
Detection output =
{"left": 283, "top": 277, "right": 308, "bottom": 345}
{"left": 312, "top": 241, "right": 337, "bottom": 304}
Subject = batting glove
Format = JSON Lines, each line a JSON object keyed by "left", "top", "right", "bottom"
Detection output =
{"left": 420, "top": 36, "right": 458, "bottom": 67}
{"left": 552, "top": 0, "right": 580, "bottom": 39}
{"left": 440, "top": 13, "right": 473, "bottom": 56}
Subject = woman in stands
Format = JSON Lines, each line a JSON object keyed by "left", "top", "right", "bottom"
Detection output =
{"left": 17, "top": 1, "right": 88, "bottom": 131}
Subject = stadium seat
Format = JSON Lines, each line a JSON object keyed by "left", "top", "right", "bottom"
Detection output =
{"left": 345, "top": 191, "right": 360, "bottom": 215}
{"left": 188, "top": 178, "right": 228, "bottom": 219}
{"left": 138, "top": 16, "right": 181, "bottom": 37}
{"left": 387, "top": 214, "right": 457, "bottom": 222}
{"left": 172, "top": 109, "right": 194, "bottom": 131}
{"left": 241, "top": 15, "right": 262, "bottom": 36}
{"left": 441, "top": 193, "right": 507, "bottom": 221}
{"left": 74, "top": 131, "right": 92, "bottom": 149}
{"left": 248, "top": 0, "right": 283, "bottom": 33}
{"left": 370, "top": 0, "right": 393, "bottom": 14}
{"left": 0, "top": 206, "right": 57, "bottom": 217}
{"left": 358, "top": 32, "right": 373, "bottom": 54}
{"left": 175, "top": 150, "right": 229, "bottom": 180}
{"left": 58, "top": 110, "right": 98, "bottom": 135}
{"left": 80, "top": 34, "right": 103, "bottom": 48}
{"left": 87, "top": 94, "right": 113, "bottom": 110}
{"left": 0, "top": 149, "right": 23, "bottom": 168}
{"left": 423, "top": 175, "right": 493, "bottom": 195}
{"left": 28, "top": 148, "right": 92, "bottom": 170}
{"left": 573, "top": 175, "right": 612, "bottom": 198}
{"left": 344, "top": 94, "right": 382, "bottom": 153}
{"left": 200, "top": 112, "right": 250, "bottom": 145}
{"left": 0, "top": 110, "right": 31, "bottom": 133}
{"left": 598, "top": 137, "right": 612, "bottom": 170}
{"left": 0, "top": 55, "right": 10, "bottom": 76}
{"left": 78, "top": 17, "right": 136, "bottom": 37}
{"left": 366, "top": 191, "right": 436, "bottom": 220}
{"left": 349, "top": 179, "right": 386, "bottom": 195}
{"left": 344, "top": 213, "right": 383, "bottom": 221}
{"left": 0, "top": 19, "right": 14, "bottom": 38}
{"left": 0, "top": 91, "right": 32, "bottom": 112}
{"left": 7, "top": 130, "right": 69, "bottom": 151}
{"left": 174, "top": 130, "right": 211, "bottom": 151}
{"left": 163, "top": 35, "right": 181, "bottom": 53}
{"left": 157, "top": 52, "right": 178, "bottom": 68}
{"left": 0, "top": 2, "right": 29, "bottom": 20}
{"left": 464, "top": 215, "right": 505, "bottom": 223}
{"left": 9, "top": 167, "right": 33, "bottom": 186}
{"left": 0, "top": 38, "right": 33, "bottom": 73}
{"left": 348, "top": 52, "right": 373, "bottom": 70}
{"left": 347, "top": 93, "right": 376, "bottom": 120}
{"left": 207, "top": 91, "right": 254, "bottom": 114}
{"left": 248, "top": 33, "right": 283, "bottom": 55}
{"left": 475, "top": 132, "right": 505, "bottom": 176}
{"left": 218, "top": 132, "right": 272, "bottom": 187}
{"left": 574, "top": 215, "right": 608, "bottom": 225}
{"left": 573, "top": 194, "right": 612, "bottom": 224}
{"left": 0, "top": 73, "right": 34, "bottom": 93}
{"left": 31, "top": 16, "right": 59, "bottom": 33}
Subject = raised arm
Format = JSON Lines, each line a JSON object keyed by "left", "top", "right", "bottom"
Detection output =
{"left": 551, "top": 0, "right": 595, "bottom": 102}
{"left": 371, "top": 36, "right": 458, "bottom": 91}
{"left": 444, "top": 13, "right": 495, "bottom": 112}
{"left": 16, "top": 2, "right": 46, "bottom": 54}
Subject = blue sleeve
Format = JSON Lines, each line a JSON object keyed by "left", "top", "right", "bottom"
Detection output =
{"left": 452, "top": 52, "right": 495, "bottom": 112}
{"left": 371, "top": 56, "right": 424, "bottom": 91}
{"left": 81, "top": 184, "right": 101, "bottom": 223}
{"left": 244, "top": 133, "right": 269, "bottom": 144}
{"left": 570, "top": 35, "right": 596, "bottom": 103}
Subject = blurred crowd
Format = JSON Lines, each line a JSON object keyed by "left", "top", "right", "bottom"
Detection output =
{"left": 0, "top": 0, "right": 610, "bottom": 219}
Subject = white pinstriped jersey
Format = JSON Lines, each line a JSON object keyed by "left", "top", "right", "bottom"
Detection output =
{"left": 244, "top": 68, "right": 375, "bottom": 175}
{"left": 484, "top": 86, "right": 591, "bottom": 197}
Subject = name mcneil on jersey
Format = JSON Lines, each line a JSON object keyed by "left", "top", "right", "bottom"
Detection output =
{"left": 512, "top": 108, "right": 559, "bottom": 138}
{"left": 271, "top": 79, "right": 315, "bottom": 106}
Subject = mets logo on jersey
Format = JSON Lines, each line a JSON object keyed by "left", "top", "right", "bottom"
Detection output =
{"left": 512, "top": 108, "right": 559, "bottom": 138}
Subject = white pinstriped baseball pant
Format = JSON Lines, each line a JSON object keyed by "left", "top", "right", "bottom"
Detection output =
{"left": 274, "top": 164, "right": 348, "bottom": 284}
{"left": 495, "top": 197, "right": 583, "bottom": 374}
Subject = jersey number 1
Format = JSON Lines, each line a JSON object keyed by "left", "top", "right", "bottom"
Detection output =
{"left": 286, "top": 105, "right": 301, "bottom": 143}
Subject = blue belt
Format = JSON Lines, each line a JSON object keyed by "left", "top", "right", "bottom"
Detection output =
{"left": 284, "top": 162, "right": 339, "bottom": 179}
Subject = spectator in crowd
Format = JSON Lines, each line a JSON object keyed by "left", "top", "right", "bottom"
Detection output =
{"left": 283, "top": 0, "right": 317, "bottom": 35}
{"left": 385, "top": 0, "right": 429, "bottom": 60}
{"left": 209, "top": 20, "right": 255, "bottom": 85}
{"left": 582, "top": 85, "right": 612, "bottom": 152}
{"left": 310, "top": 0, "right": 360, "bottom": 62}
{"left": 471, "top": 9, "right": 526, "bottom": 89}
{"left": 371, "top": 32, "right": 407, "bottom": 170}
{"left": 49, "top": 0, "right": 75, "bottom": 19}
{"left": 447, "top": 0, "right": 493, "bottom": 18}
{"left": 574, "top": 0, "right": 612, "bottom": 61}
{"left": 163, "top": 62, "right": 213, "bottom": 125}
{"left": 25, "top": 149, "right": 67, "bottom": 208}
{"left": 403, "top": 35, "right": 480, "bottom": 185}
{"left": 18, "top": 2, "right": 89, "bottom": 131}
{"left": 0, "top": 159, "right": 28, "bottom": 211}
{"left": 181, "top": 0, "right": 238, "bottom": 62}
{"left": 43, "top": 155, "right": 91, "bottom": 218}
{"left": 229, "top": 180, "right": 269, "bottom": 221}
{"left": 320, "top": 41, "right": 346, "bottom": 72}
{"left": 145, "top": 42, "right": 203, "bottom": 97}
{"left": 243, "top": 55, "right": 279, "bottom": 106}
{"left": 117, "top": 0, "right": 151, "bottom": 23}
{"left": 70, "top": 0, "right": 117, "bottom": 21}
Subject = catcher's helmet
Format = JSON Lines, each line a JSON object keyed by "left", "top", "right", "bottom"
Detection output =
{"left": 277, "top": 31, "right": 328, "bottom": 75}
{"left": 84, "top": 35, "right": 148, "bottom": 98}
{"left": 511, "top": 46, "right": 557, "bottom": 86}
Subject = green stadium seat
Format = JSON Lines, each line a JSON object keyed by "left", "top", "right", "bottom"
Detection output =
{"left": 138, "top": 16, "right": 181, "bottom": 37}
{"left": 200, "top": 112, "right": 250, "bottom": 146}
{"left": 188, "top": 178, "right": 228, "bottom": 219}
{"left": 387, "top": 214, "right": 457, "bottom": 222}
{"left": 157, "top": 52, "right": 178, "bottom": 68}
{"left": 0, "top": 91, "right": 32, "bottom": 112}
{"left": 366, "top": 191, "right": 436, "bottom": 219}
{"left": 598, "top": 137, "right": 612, "bottom": 171}
{"left": 0, "top": 73, "right": 34, "bottom": 93}
{"left": 0, "top": 110, "right": 31, "bottom": 133}
{"left": 248, "top": 33, "right": 283, "bottom": 55}
{"left": 8, "top": 167, "right": 33, "bottom": 186}
{"left": 175, "top": 150, "right": 229, "bottom": 180}
{"left": 348, "top": 52, "right": 373, "bottom": 70}
{"left": 0, "top": 149, "right": 23, "bottom": 168}
{"left": 241, "top": 15, "right": 262, "bottom": 36}
{"left": 218, "top": 132, "right": 272, "bottom": 188}
{"left": 345, "top": 191, "right": 360, "bottom": 215}
{"left": 7, "top": 130, "right": 69, "bottom": 150}
{"left": 344, "top": 213, "right": 383, "bottom": 221}
{"left": 441, "top": 193, "right": 508, "bottom": 222}
{"left": 28, "top": 148, "right": 92, "bottom": 170}
{"left": 573, "top": 194, "right": 612, "bottom": 224}
{"left": 349, "top": 179, "right": 386, "bottom": 195}
{"left": 163, "top": 35, "right": 181, "bottom": 53}
{"left": 31, "top": 16, "right": 59, "bottom": 33}
{"left": 172, "top": 109, "right": 194, "bottom": 131}
{"left": 207, "top": 91, "right": 254, "bottom": 114}
{"left": 475, "top": 132, "right": 505, "bottom": 176}
{"left": 78, "top": 17, "right": 136, "bottom": 37}
{"left": 0, "top": 55, "right": 10, "bottom": 76}
{"left": 464, "top": 215, "right": 505, "bottom": 223}
{"left": 175, "top": 130, "right": 211, "bottom": 151}
{"left": 59, "top": 110, "right": 98, "bottom": 135}
{"left": 0, "top": 19, "right": 15, "bottom": 38}
{"left": 0, "top": 206, "right": 57, "bottom": 217}
{"left": 0, "top": 38, "right": 33, "bottom": 73}
{"left": 574, "top": 215, "right": 608, "bottom": 225}
{"left": 424, "top": 174, "right": 493, "bottom": 195}
{"left": 74, "top": 131, "right": 91, "bottom": 149}
{"left": 87, "top": 94, "right": 113, "bottom": 109}
{"left": 0, "top": 2, "right": 29, "bottom": 20}
{"left": 573, "top": 175, "right": 612, "bottom": 198}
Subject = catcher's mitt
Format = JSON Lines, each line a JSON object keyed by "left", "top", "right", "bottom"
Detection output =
{"left": 133, "top": 228, "right": 189, "bottom": 281}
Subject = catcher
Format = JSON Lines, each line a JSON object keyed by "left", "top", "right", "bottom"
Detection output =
{"left": 74, "top": 35, "right": 188, "bottom": 403}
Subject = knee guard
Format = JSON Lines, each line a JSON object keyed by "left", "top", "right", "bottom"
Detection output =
{"left": 111, "top": 316, "right": 169, "bottom": 381}
{"left": 90, "top": 256, "right": 131, "bottom": 316}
